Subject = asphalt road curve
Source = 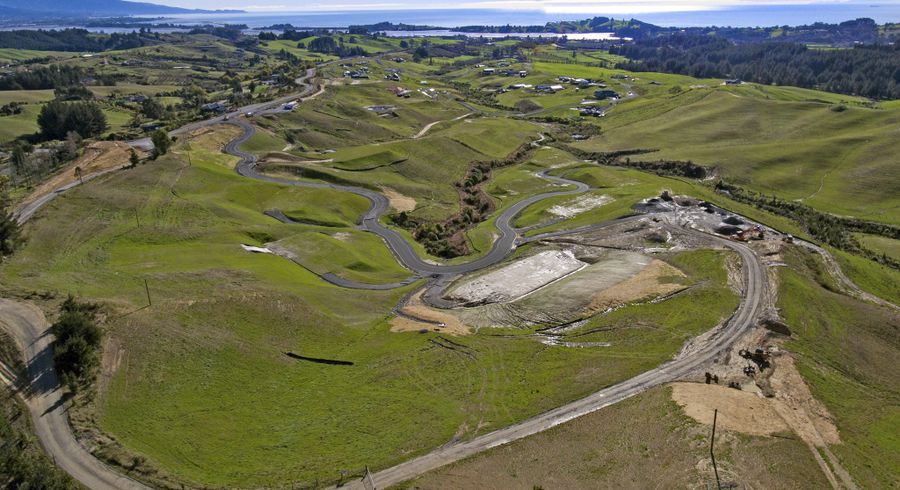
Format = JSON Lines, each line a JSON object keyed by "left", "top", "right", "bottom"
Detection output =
{"left": 229, "top": 119, "right": 591, "bottom": 278}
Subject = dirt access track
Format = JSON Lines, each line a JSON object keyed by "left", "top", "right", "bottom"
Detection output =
{"left": 14, "top": 141, "right": 138, "bottom": 223}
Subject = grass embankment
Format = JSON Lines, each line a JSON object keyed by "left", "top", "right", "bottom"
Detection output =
{"left": 777, "top": 246, "right": 900, "bottom": 488}
{"left": 0, "top": 131, "right": 741, "bottom": 488}
{"left": 400, "top": 386, "right": 828, "bottom": 489}
{"left": 513, "top": 163, "right": 806, "bottom": 239}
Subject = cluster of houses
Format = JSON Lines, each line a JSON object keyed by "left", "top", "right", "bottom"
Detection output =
{"left": 535, "top": 84, "right": 566, "bottom": 93}
{"left": 482, "top": 67, "right": 528, "bottom": 78}
{"left": 384, "top": 69, "right": 401, "bottom": 82}
{"left": 259, "top": 74, "right": 284, "bottom": 87}
{"left": 579, "top": 105, "right": 606, "bottom": 117}
{"left": 557, "top": 75, "right": 606, "bottom": 89}
{"left": 593, "top": 89, "right": 620, "bottom": 100}
{"left": 342, "top": 62, "right": 370, "bottom": 79}
{"left": 125, "top": 94, "right": 148, "bottom": 103}
{"left": 387, "top": 86, "right": 412, "bottom": 98}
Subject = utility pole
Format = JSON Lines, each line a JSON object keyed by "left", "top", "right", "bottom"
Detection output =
{"left": 710, "top": 408, "right": 722, "bottom": 490}
{"left": 144, "top": 279, "right": 152, "bottom": 307}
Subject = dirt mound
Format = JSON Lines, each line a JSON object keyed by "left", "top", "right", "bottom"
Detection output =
{"left": 715, "top": 225, "right": 742, "bottom": 235}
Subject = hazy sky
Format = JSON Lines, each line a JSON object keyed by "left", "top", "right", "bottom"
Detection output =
{"left": 153, "top": 0, "right": 882, "bottom": 14}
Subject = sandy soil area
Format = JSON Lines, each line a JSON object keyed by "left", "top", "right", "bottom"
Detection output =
{"left": 380, "top": 186, "right": 417, "bottom": 212}
{"left": 391, "top": 291, "right": 471, "bottom": 335}
{"left": 20, "top": 141, "right": 137, "bottom": 209}
{"left": 586, "top": 259, "right": 686, "bottom": 313}
{"left": 671, "top": 382, "right": 788, "bottom": 436}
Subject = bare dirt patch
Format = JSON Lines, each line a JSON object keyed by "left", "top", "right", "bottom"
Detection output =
{"left": 391, "top": 291, "right": 471, "bottom": 336}
{"left": 447, "top": 250, "right": 586, "bottom": 304}
{"left": 547, "top": 193, "right": 613, "bottom": 218}
{"left": 586, "top": 259, "right": 686, "bottom": 313}
{"left": 260, "top": 151, "right": 306, "bottom": 164}
{"left": 671, "top": 382, "right": 789, "bottom": 436}
{"left": 98, "top": 336, "right": 126, "bottom": 398}
{"left": 20, "top": 141, "right": 137, "bottom": 210}
{"left": 381, "top": 186, "right": 417, "bottom": 212}
{"left": 184, "top": 124, "right": 241, "bottom": 148}
{"left": 769, "top": 355, "right": 841, "bottom": 445}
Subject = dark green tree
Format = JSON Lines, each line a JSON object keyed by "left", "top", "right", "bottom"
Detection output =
{"left": 150, "top": 129, "right": 172, "bottom": 158}
{"left": 140, "top": 97, "right": 166, "bottom": 119}
{"left": 37, "top": 100, "right": 107, "bottom": 141}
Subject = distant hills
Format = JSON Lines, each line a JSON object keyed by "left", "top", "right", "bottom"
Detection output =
{"left": 350, "top": 16, "right": 893, "bottom": 45}
{"left": 0, "top": 0, "right": 242, "bottom": 19}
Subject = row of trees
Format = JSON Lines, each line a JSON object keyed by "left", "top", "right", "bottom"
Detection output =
{"left": 612, "top": 35, "right": 900, "bottom": 99}
{"left": 391, "top": 139, "right": 539, "bottom": 258}
{"left": 0, "top": 65, "right": 84, "bottom": 91}
{"left": 305, "top": 36, "right": 367, "bottom": 58}
{"left": 715, "top": 181, "right": 899, "bottom": 268}
{"left": 560, "top": 146, "right": 710, "bottom": 179}
{"left": 37, "top": 100, "right": 108, "bottom": 141}
{"left": 0, "top": 29, "right": 149, "bottom": 52}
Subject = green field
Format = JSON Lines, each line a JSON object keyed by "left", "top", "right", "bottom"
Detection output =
{"left": 777, "top": 248, "right": 900, "bottom": 488}
{"left": 574, "top": 88, "right": 900, "bottom": 225}
{"left": 0, "top": 131, "right": 741, "bottom": 488}
{"left": 0, "top": 32, "right": 897, "bottom": 490}
{"left": 404, "top": 385, "right": 828, "bottom": 489}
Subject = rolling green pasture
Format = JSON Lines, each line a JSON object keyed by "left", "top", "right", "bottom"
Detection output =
{"left": 255, "top": 100, "right": 541, "bottom": 223}
{"left": 855, "top": 234, "right": 900, "bottom": 262}
{"left": 0, "top": 132, "right": 740, "bottom": 488}
{"left": 0, "top": 48, "right": 75, "bottom": 63}
{"left": 257, "top": 83, "right": 470, "bottom": 151}
{"left": 778, "top": 248, "right": 900, "bottom": 489}
{"left": 273, "top": 229, "right": 412, "bottom": 283}
{"left": 574, "top": 90, "right": 900, "bottom": 225}
{"left": 0, "top": 104, "right": 42, "bottom": 142}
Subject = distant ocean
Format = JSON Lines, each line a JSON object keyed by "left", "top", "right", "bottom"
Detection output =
{"left": 155, "top": 4, "right": 900, "bottom": 29}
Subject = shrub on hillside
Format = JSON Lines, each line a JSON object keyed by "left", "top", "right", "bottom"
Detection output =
{"left": 50, "top": 296, "right": 103, "bottom": 391}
